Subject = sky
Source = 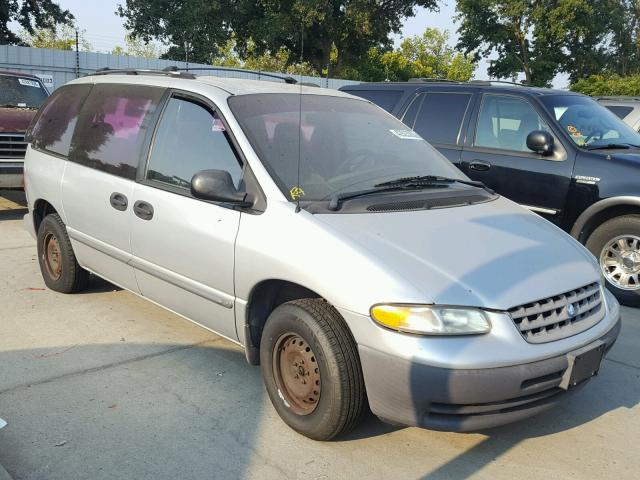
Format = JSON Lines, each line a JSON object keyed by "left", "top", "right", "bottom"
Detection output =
{"left": 53, "top": 0, "right": 567, "bottom": 87}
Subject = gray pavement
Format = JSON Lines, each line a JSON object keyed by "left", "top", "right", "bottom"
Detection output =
{"left": 0, "top": 191, "right": 639, "bottom": 480}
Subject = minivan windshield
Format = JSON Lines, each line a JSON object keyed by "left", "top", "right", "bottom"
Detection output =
{"left": 0, "top": 75, "right": 48, "bottom": 109}
{"left": 228, "top": 93, "right": 465, "bottom": 201}
{"left": 540, "top": 95, "right": 640, "bottom": 149}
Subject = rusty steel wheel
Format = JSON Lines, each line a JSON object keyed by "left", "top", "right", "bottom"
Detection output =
{"left": 42, "top": 232, "right": 62, "bottom": 281}
{"left": 272, "top": 333, "right": 321, "bottom": 415}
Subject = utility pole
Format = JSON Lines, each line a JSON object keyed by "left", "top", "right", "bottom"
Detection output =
{"left": 184, "top": 41, "right": 189, "bottom": 71}
{"left": 75, "top": 29, "right": 80, "bottom": 78}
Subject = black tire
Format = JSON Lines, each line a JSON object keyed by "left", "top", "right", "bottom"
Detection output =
{"left": 260, "top": 298, "right": 366, "bottom": 440}
{"left": 586, "top": 214, "right": 640, "bottom": 307}
{"left": 37, "top": 213, "right": 89, "bottom": 293}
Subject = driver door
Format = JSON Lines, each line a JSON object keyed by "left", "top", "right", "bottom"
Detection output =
{"left": 460, "top": 94, "right": 574, "bottom": 225}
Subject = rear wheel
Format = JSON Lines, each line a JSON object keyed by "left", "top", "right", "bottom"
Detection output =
{"left": 37, "top": 213, "right": 89, "bottom": 293}
{"left": 586, "top": 214, "right": 640, "bottom": 307}
{"left": 260, "top": 298, "right": 366, "bottom": 440}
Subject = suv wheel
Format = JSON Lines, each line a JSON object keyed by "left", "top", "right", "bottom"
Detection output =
{"left": 586, "top": 214, "right": 640, "bottom": 306}
{"left": 260, "top": 298, "right": 366, "bottom": 440}
{"left": 37, "top": 213, "right": 89, "bottom": 293}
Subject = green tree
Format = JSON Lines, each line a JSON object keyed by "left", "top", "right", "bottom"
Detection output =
{"left": 1, "top": 0, "right": 73, "bottom": 45}
{"left": 111, "top": 35, "right": 164, "bottom": 59}
{"left": 607, "top": 1, "right": 640, "bottom": 76}
{"left": 20, "top": 23, "right": 92, "bottom": 51}
{"left": 571, "top": 74, "right": 640, "bottom": 96}
{"left": 117, "top": 0, "right": 439, "bottom": 76}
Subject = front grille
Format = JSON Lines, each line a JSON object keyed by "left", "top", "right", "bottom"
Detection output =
{"left": 0, "top": 133, "right": 27, "bottom": 159}
{"left": 508, "top": 282, "right": 604, "bottom": 343}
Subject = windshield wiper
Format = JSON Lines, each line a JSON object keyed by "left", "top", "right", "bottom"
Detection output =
{"left": 375, "top": 175, "right": 494, "bottom": 193}
{"left": 0, "top": 103, "right": 34, "bottom": 109}
{"left": 586, "top": 143, "right": 640, "bottom": 151}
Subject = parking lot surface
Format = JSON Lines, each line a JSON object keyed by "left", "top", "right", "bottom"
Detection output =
{"left": 0, "top": 191, "right": 639, "bottom": 480}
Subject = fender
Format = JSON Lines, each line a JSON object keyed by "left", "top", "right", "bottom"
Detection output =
{"left": 570, "top": 196, "right": 640, "bottom": 239}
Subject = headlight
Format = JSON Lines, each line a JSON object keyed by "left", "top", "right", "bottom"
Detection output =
{"left": 370, "top": 304, "right": 491, "bottom": 335}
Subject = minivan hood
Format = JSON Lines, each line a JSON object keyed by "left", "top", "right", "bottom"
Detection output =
{"left": 0, "top": 107, "right": 37, "bottom": 133}
{"left": 316, "top": 198, "right": 600, "bottom": 310}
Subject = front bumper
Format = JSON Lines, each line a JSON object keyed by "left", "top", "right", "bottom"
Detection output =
{"left": 0, "top": 161, "right": 23, "bottom": 189}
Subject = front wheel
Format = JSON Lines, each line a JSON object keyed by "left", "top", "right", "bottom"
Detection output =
{"left": 260, "top": 298, "right": 366, "bottom": 440}
{"left": 586, "top": 214, "right": 640, "bottom": 307}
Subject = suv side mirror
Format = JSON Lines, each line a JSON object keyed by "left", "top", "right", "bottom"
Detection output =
{"left": 191, "top": 169, "right": 253, "bottom": 206}
{"left": 526, "top": 130, "right": 554, "bottom": 156}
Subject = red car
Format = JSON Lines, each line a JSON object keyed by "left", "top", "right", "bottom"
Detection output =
{"left": 0, "top": 70, "right": 49, "bottom": 189}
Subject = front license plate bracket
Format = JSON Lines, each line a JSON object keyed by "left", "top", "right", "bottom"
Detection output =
{"left": 559, "top": 341, "right": 606, "bottom": 390}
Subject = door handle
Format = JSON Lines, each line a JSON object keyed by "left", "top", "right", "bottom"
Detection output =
{"left": 469, "top": 160, "right": 491, "bottom": 172}
{"left": 133, "top": 200, "right": 154, "bottom": 221}
{"left": 109, "top": 192, "right": 128, "bottom": 211}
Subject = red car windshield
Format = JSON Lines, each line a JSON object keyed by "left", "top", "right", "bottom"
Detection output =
{"left": 0, "top": 75, "right": 49, "bottom": 109}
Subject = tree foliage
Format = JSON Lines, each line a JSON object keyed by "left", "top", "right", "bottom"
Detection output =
{"left": 20, "top": 24, "right": 91, "bottom": 51}
{"left": 571, "top": 74, "right": 640, "bottom": 96}
{"left": 1, "top": 0, "right": 73, "bottom": 45}
{"left": 117, "top": 0, "right": 438, "bottom": 76}
{"left": 352, "top": 28, "right": 475, "bottom": 82}
{"left": 111, "top": 35, "right": 164, "bottom": 59}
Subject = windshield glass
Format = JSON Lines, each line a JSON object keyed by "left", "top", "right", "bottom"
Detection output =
{"left": 228, "top": 93, "right": 465, "bottom": 201}
{"left": 540, "top": 94, "right": 640, "bottom": 148}
{"left": 0, "top": 75, "right": 49, "bottom": 108}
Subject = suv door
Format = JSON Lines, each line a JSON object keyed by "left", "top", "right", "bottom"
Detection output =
{"left": 61, "top": 83, "right": 165, "bottom": 292}
{"left": 130, "top": 93, "right": 243, "bottom": 341}
{"left": 400, "top": 91, "right": 475, "bottom": 165}
{"left": 460, "top": 93, "right": 574, "bottom": 224}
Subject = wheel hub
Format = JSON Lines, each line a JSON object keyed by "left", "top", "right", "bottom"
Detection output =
{"left": 273, "top": 333, "right": 321, "bottom": 416}
{"left": 600, "top": 235, "right": 640, "bottom": 290}
{"left": 43, "top": 232, "right": 62, "bottom": 281}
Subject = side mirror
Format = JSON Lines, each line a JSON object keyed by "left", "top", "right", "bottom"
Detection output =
{"left": 191, "top": 169, "right": 253, "bottom": 206}
{"left": 526, "top": 130, "right": 554, "bottom": 156}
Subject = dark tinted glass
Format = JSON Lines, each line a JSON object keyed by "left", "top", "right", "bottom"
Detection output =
{"left": 146, "top": 97, "right": 242, "bottom": 189}
{"left": 345, "top": 89, "right": 403, "bottom": 113}
{"left": 413, "top": 93, "right": 471, "bottom": 144}
{"left": 70, "top": 84, "right": 164, "bottom": 180}
{"left": 30, "top": 85, "right": 92, "bottom": 157}
{"left": 400, "top": 93, "right": 424, "bottom": 129}
{"left": 605, "top": 105, "right": 633, "bottom": 120}
{"left": 0, "top": 75, "right": 49, "bottom": 108}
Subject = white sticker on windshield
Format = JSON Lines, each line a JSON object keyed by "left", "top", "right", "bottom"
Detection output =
{"left": 389, "top": 129, "right": 421, "bottom": 140}
{"left": 18, "top": 78, "right": 41, "bottom": 88}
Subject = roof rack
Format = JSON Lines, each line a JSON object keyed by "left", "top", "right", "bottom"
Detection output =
{"left": 408, "top": 77, "right": 460, "bottom": 83}
{"left": 468, "top": 79, "right": 525, "bottom": 87}
{"left": 92, "top": 67, "right": 196, "bottom": 79}
{"left": 163, "top": 66, "right": 298, "bottom": 84}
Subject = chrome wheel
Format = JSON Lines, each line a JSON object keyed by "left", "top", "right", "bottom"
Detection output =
{"left": 600, "top": 235, "right": 640, "bottom": 291}
{"left": 272, "top": 333, "right": 321, "bottom": 416}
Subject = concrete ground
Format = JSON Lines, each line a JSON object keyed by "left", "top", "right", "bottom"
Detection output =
{"left": 0, "top": 190, "right": 639, "bottom": 480}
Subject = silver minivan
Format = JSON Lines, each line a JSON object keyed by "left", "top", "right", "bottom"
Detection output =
{"left": 24, "top": 71, "right": 621, "bottom": 440}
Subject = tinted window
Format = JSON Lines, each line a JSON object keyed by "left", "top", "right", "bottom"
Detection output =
{"left": 605, "top": 105, "right": 633, "bottom": 120}
{"left": 345, "top": 89, "right": 403, "bottom": 113}
{"left": 401, "top": 94, "right": 424, "bottom": 128}
{"left": 146, "top": 97, "right": 242, "bottom": 190}
{"left": 30, "top": 85, "right": 92, "bottom": 157}
{"left": 475, "top": 95, "right": 548, "bottom": 152}
{"left": 0, "top": 75, "right": 49, "bottom": 108}
{"left": 70, "top": 84, "right": 164, "bottom": 180}
{"left": 413, "top": 93, "right": 471, "bottom": 144}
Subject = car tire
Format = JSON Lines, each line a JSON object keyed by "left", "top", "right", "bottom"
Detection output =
{"left": 260, "top": 298, "right": 366, "bottom": 440}
{"left": 586, "top": 214, "right": 640, "bottom": 307}
{"left": 37, "top": 213, "right": 89, "bottom": 293}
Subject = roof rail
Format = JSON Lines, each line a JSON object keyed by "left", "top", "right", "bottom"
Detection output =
{"left": 468, "top": 79, "right": 525, "bottom": 87}
{"left": 408, "top": 77, "right": 459, "bottom": 83}
{"left": 163, "top": 66, "right": 298, "bottom": 84}
{"left": 92, "top": 67, "right": 196, "bottom": 79}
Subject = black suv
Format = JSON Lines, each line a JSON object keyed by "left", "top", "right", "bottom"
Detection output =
{"left": 341, "top": 80, "right": 640, "bottom": 306}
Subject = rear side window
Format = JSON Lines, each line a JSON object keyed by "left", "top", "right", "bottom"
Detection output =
{"left": 345, "top": 89, "right": 403, "bottom": 113}
{"left": 30, "top": 85, "right": 92, "bottom": 157}
{"left": 146, "top": 97, "right": 243, "bottom": 190}
{"left": 413, "top": 93, "right": 472, "bottom": 145}
{"left": 70, "top": 84, "right": 164, "bottom": 180}
{"left": 605, "top": 105, "right": 633, "bottom": 120}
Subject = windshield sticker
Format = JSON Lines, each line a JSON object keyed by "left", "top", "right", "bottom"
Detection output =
{"left": 567, "top": 125, "right": 578, "bottom": 134}
{"left": 389, "top": 129, "right": 422, "bottom": 140}
{"left": 212, "top": 118, "right": 226, "bottom": 132}
{"left": 18, "top": 78, "right": 41, "bottom": 88}
{"left": 289, "top": 186, "right": 305, "bottom": 200}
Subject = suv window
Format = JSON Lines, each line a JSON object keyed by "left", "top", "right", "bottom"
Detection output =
{"left": 30, "top": 84, "right": 92, "bottom": 157}
{"left": 346, "top": 90, "right": 403, "bottom": 113}
{"left": 412, "top": 93, "right": 472, "bottom": 145}
{"left": 475, "top": 95, "right": 548, "bottom": 152}
{"left": 605, "top": 105, "right": 634, "bottom": 120}
{"left": 146, "top": 97, "right": 243, "bottom": 190}
{"left": 70, "top": 84, "right": 164, "bottom": 180}
{"left": 0, "top": 75, "right": 48, "bottom": 108}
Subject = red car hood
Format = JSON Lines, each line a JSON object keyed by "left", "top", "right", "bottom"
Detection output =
{"left": 0, "top": 107, "right": 37, "bottom": 133}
